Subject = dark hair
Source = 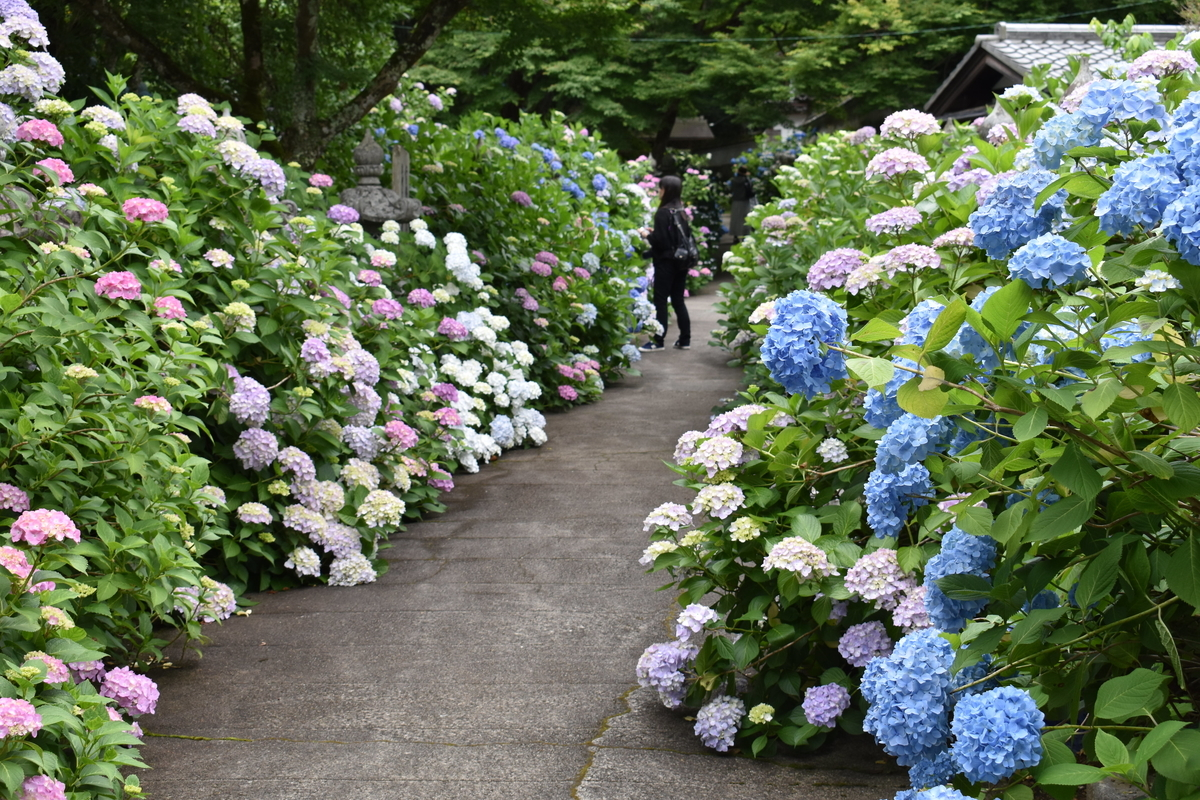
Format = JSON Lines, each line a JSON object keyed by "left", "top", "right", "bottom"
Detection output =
{"left": 658, "top": 175, "right": 683, "bottom": 208}
{"left": 737, "top": 166, "right": 749, "bottom": 175}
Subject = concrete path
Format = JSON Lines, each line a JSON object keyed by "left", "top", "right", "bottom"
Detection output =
{"left": 137, "top": 286, "right": 907, "bottom": 800}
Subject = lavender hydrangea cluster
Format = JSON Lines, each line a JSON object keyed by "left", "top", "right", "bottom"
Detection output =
{"left": 845, "top": 548, "right": 916, "bottom": 610}
{"left": 866, "top": 206, "right": 922, "bottom": 235}
{"left": 1007, "top": 233, "right": 1091, "bottom": 289}
{"left": 806, "top": 248, "right": 866, "bottom": 291}
{"left": 949, "top": 686, "right": 1043, "bottom": 783}
{"left": 636, "top": 640, "right": 697, "bottom": 708}
{"left": 760, "top": 290, "right": 848, "bottom": 399}
{"left": 866, "top": 148, "right": 930, "bottom": 179}
{"left": 694, "top": 695, "right": 745, "bottom": 752}
{"left": 692, "top": 483, "right": 744, "bottom": 519}
{"left": 802, "top": 683, "right": 851, "bottom": 728}
{"left": 691, "top": 435, "right": 744, "bottom": 477}
{"left": 100, "top": 667, "right": 159, "bottom": 715}
{"left": 969, "top": 170, "right": 1066, "bottom": 260}
{"left": 328, "top": 553, "right": 377, "bottom": 586}
{"left": 285, "top": 546, "right": 321, "bottom": 577}
{"left": 675, "top": 604, "right": 718, "bottom": 641}
{"left": 643, "top": 502, "right": 692, "bottom": 531}
{"left": 861, "top": 629, "right": 954, "bottom": 765}
{"left": 277, "top": 446, "right": 316, "bottom": 481}
{"left": 232, "top": 428, "right": 278, "bottom": 470}
{"left": 838, "top": 621, "right": 893, "bottom": 667}
{"left": 880, "top": 110, "right": 940, "bottom": 139}
{"left": 922, "top": 527, "right": 997, "bottom": 632}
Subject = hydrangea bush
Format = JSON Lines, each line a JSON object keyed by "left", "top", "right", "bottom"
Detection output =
{"left": 640, "top": 21, "right": 1200, "bottom": 800}
{"left": 0, "top": 2, "right": 656, "bottom": 793}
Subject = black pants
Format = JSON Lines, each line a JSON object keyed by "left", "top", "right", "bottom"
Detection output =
{"left": 652, "top": 258, "right": 690, "bottom": 346}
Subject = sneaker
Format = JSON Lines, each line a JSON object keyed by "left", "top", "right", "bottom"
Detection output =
{"left": 673, "top": 340, "right": 691, "bottom": 350}
{"left": 639, "top": 341, "right": 665, "bottom": 352}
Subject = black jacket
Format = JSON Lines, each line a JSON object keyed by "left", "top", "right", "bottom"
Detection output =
{"left": 647, "top": 205, "right": 684, "bottom": 262}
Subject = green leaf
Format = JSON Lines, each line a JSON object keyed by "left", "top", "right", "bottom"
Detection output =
{"left": 1013, "top": 407, "right": 1048, "bottom": 441}
{"left": 1163, "top": 383, "right": 1200, "bottom": 433}
{"left": 1133, "top": 720, "right": 1188, "bottom": 765}
{"left": 1026, "top": 495, "right": 1095, "bottom": 542}
{"left": 1166, "top": 534, "right": 1200, "bottom": 610}
{"left": 790, "top": 514, "right": 822, "bottom": 542}
{"left": 897, "top": 376, "right": 949, "bottom": 419}
{"left": 1094, "top": 729, "right": 1130, "bottom": 768}
{"left": 922, "top": 298, "right": 967, "bottom": 353}
{"left": 1003, "top": 786, "right": 1033, "bottom": 800}
{"left": 1151, "top": 728, "right": 1200, "bottom": 783}
{"left": 1061, "top": 171, "right": 1111, "bottom": 199}
{"left": 1036, "top": 763, "right": 1107, "bottom": 786}
{"left": 1075, "top": 541, "right": 1123, "bottom": 609}
{"left": 1155, "top": 618, "right": 1186, "bottom": 690}
{"left": 0, "top": 761, "right": 22, "bottom": 797}
{"left": 1094, "top": 669, "right": 1170, "bottom": 722}
{"left": 846, "top": 357, "right": 895, "bottom": 389}
{"left": 981, "top": 280, "right": 1033, "bottom": 340}
{"left": 1081, "top": 378, "right": 1122, "bottom": 419}
{"left": 852, "top": 318, "right": 903, "bottom": 343}
{"left": 778, "top": 723, "right": 818, "bottom": 747}
{"left": 1128, "top": 451, "right": 1175, "bottom": 479}
{"left": 732, "top": 635, "right": 760, "bottom": 670}
{"left": 935, "top": 573, "right": 993, "bottom": 600}
{"left": 955, "top": 506, "right": 993, "bottom": 538}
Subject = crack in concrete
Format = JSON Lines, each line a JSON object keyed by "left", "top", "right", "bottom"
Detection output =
{"left": 571, "top": 683, "right": 640, "bottom": 800}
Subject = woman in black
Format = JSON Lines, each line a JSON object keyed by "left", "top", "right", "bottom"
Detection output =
{"left": 641, "top": 175, "right": 692, "bottom": 352}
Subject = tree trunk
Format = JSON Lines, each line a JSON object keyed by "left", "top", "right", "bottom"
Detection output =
{"left": 281, "top": 0, "right": 471, "bottom": 166}
{"left": 291, "top": 0, "right": 320, "bottom": 139}
{"left": 239, "top": 0, "right": 267, "bottom": 123}
{"left": 650, "top": 98, "right": 681, "bottom": 166}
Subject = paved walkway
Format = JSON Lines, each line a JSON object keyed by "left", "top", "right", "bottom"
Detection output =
{"left": 137, "top": 286, "right": 906, "bottom": 799}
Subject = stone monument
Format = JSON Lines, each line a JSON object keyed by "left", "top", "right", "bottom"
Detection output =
{"left": 338, "top": 131, "right": 422, "bottom": 231}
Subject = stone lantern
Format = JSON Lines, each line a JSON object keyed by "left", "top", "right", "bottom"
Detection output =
{"left": 338, "top": 131, "right": 422, "bottom": 231}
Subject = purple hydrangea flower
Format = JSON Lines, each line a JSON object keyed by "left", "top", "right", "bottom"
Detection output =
{"left": 636, "top": 640, "right": 698, "bottom": 709}
{"left": 838, "top": 620, "right": 894, "bottom": 667}
{"left": 178, "top": 114, "right": 217, "bottom": 138}
{"left": 232, "top": 427, "right": 279, "bottom": 471}
{"left": 694, "top": 695, "right": 745, "bottom": 752}
{"left": 327, "top": 204, "right": 359, "bottom": 224}
{"left": 803, "top": 683, "right": 852, "bottom": 728}
{"left": 342, "top": 425, "right": 381, "bottom": 460}
{"left": 242, "top": 157, "right": 287, "bottom": 196}
{"left": 845, "top": 548, "right": 916, "bottom": 610}
{"left": 229, "top": 376, "right": 271, "bottom": 426}
{"left": 866, "top": 148, "right": 930, "bottom": 178}
{"left": 762, "top": 536, "right": 838, "bottom": 579}
{"left": 807, "top": 248, "right": 867, "bottom": 291}
{"left": 675, "top": 603, "right": 718, "bottom": 641}
{"left": 866, "top": 206, "right": 923, "bottom": 235}
{"left": 0, "top": 482, "right": 29, "bottom": 512}
{"left": 236, "top": 502, "right": 273, "bottom": 524}
{"left": 277, "top": 447, "right": 316, "bottom": 481}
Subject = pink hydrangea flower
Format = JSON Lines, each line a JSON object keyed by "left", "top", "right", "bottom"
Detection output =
{"left": 121, "top": 197, "right": 169, "bottom": 223}
{"left": 100, "top": 666, "right": 159, "bottom": 715}
{"left": 437, "top": 318, "right": 469, "bottom": 340}
{"left": 134, "top": 395, "right": 173, "bottom": 414}
{"left": 407, "top": 288, "right": 436, "bottom": 307}
{"left": 153, "top": 296, "right": 186, "bottom": 319}
{"left": 0, "top": 483, "right": 30, "bottom": 513}
{"left": 357, "top": 269, "right": 382, "bottom": 287}
{"left": 68, "top": 661, "right": 106, "bottom": 682}
{"left": 534, "top": 250, "right": 559, "bottom": 267}
{"left": 530, "top": 261, "right": 552, "bottom": 277}
{"left": 0, "top": 546, "right": 32, "bottom": 579}
{"left": 11, "top": 509, "right": 81, "bottom": 545}
{"left": 308, "top": 173, "right": 334, "bottom": 188}
{"left": 384, "top": 420, "right": 418, "bottom": 449}
{"left": 552, "top": 276, "right": 568, "bottom": 292}
{"left": 372, "top": 298, "right": 404, "bottom": 319}
{"left": 33, "top": 158, "right": 73, "bottom": 184}
{"left": 534, "top": 317, "right": 549, "bottom": 327}
{"left": 510, "top": 191, "right": 533, "bottom": 206}
{"left": 433, "top": 407, "right": 461, "bottom": 427}
{"left": 369, "top": 250, "right": 397, "bottom": 268}
{"left": 558, "top": 385, "right": 578, "bottom": 401}
{"left": 573, "top": 267, "right": 591, "bottom": 280}
{"left": 94, "top": 271, "right": 141, "bottom": 301}
{"left": 26, "top": 580, "right": 54, "bottom": 593}
{"left": 0, "top": 698, "right": 42, "bottom": 738}
{"left": 15, "top": 119, "right": 63, "bottom": 147}
{"left": 150, "top": 258, "right": 183, "bottom": 273}
{"left": 19, "top": 775, "right": 66, "bottom": 800}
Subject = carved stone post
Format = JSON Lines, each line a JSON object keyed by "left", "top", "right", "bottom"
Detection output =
{"left": 338, "top": 131, "right": 422, "bottom": 233}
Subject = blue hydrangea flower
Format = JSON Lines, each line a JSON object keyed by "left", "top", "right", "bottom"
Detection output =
{"left": 1007, "top": 233, "right": 1091, "bottom": 289}
{"left": 864, "top": 302, "right": 945, "bottom": 429}
{"left": 876, "top": 414, "right": 951, "bottom": 473}
{"left": 592, "top": 174, "right": 609, "bottom": 192}
{"left": 922, "top": 527, "right": 998, "bottom": 632}
{"left": 1077, "top": 79, "right": 1167, "bottom": 127}
{"left": 898, "top": 299, "right": 946, "bottom": 345}
{"left": 1162, "top": 184, "right": 1200, "bottom": 265}
{"left": 919, "top": 788, "right": 974, "bottom": 800}
{"left": 865, "top": 462, "right": 931, "bottom": 538}
{"left": 1030, "top": 112, "right": 1103, "bottom": 169}
{"left": 560, "top": 177, "right": 585, "bottom": 199}
{"left": 1023, "top": 590, "right": 1060, "bottom": 612}
{"left": 490, "top": 415, "right": 516, "bottom": 449}
{"left": 950, "top": 686, "right": 1044, "bottom": 783}
{"left": 1097, "top": 153, "right": 1185, "bottom": 235}
{"left": 969, "top": 170, "right": 1066, "bottom": 260}
{"left": 950, "top": 653, "right": 998, "bottom": 705}
{"left": 1171, "top": 91, "right": 1200, "bottom": 128}
{"left": 761, "top": 290, "right": 848, "bottom": 399}
{"left": 908, "top": 749, "right": 957, "bottom": 790}
{"left": 861, "top": 629, "right": 954, "bottom": 766}
{"left": 945, "top": 286, "right": 1004, "bottom": 373}
{"left": 406, "top": 123, "right": 419, "bottom": 136}
{"left": 582, "top": 151, "right": 594, "bottom": 160}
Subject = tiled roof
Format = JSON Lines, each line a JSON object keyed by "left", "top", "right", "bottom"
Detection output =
{"left": 927, "top": 23, "right": 1187, "bottom": 117}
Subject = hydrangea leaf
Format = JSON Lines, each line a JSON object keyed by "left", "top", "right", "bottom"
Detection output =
{"left": 851, "top": 318, "right": 902, "bottom": 343}
{"left": 1026, "top": 495, "right": 1094, "bottom": 542}
{"left": 1074, "top": 540, "right": 1123, "bottom": 609}
{"left": 1081, "top": 378, "right": 1122, "bottom": 419}
{"left": 922, "top": 298, "right": 967, "bottom": 353}
{"left": 980, "top": 280, "right": 1034, "bottom": 341}
{"left": 1013, "top": 407, "right": 1049, "bottom": 441}
{"left": 1050, "top": 443, "right": 1102, "bottom": 499}
{"left": 897, "top": 376, "right": 949, "bottom": 418}
{"left": 1093, "top": 729, "right": 1130, "bottom": 769}
{"left": 846, "top": 357, "right": 894, "bottom": 389}
{"left": 1036, "top": 763, "right": 1108, "bottom": 785}
{"left": 1149, "top": 728, "right": 1200, "bottom": 783}
{"left": 1165, "top": 533, "right": 1200, "bottom": 610}
{"left": 1095, "top": 668, "right": 1170, "bottom": 722}
{"left": 1132, "top": 720, "right": 1189, "bottom": 765}
{"left": 1163, "top": 382, "right": 1200, "bottom": 433}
